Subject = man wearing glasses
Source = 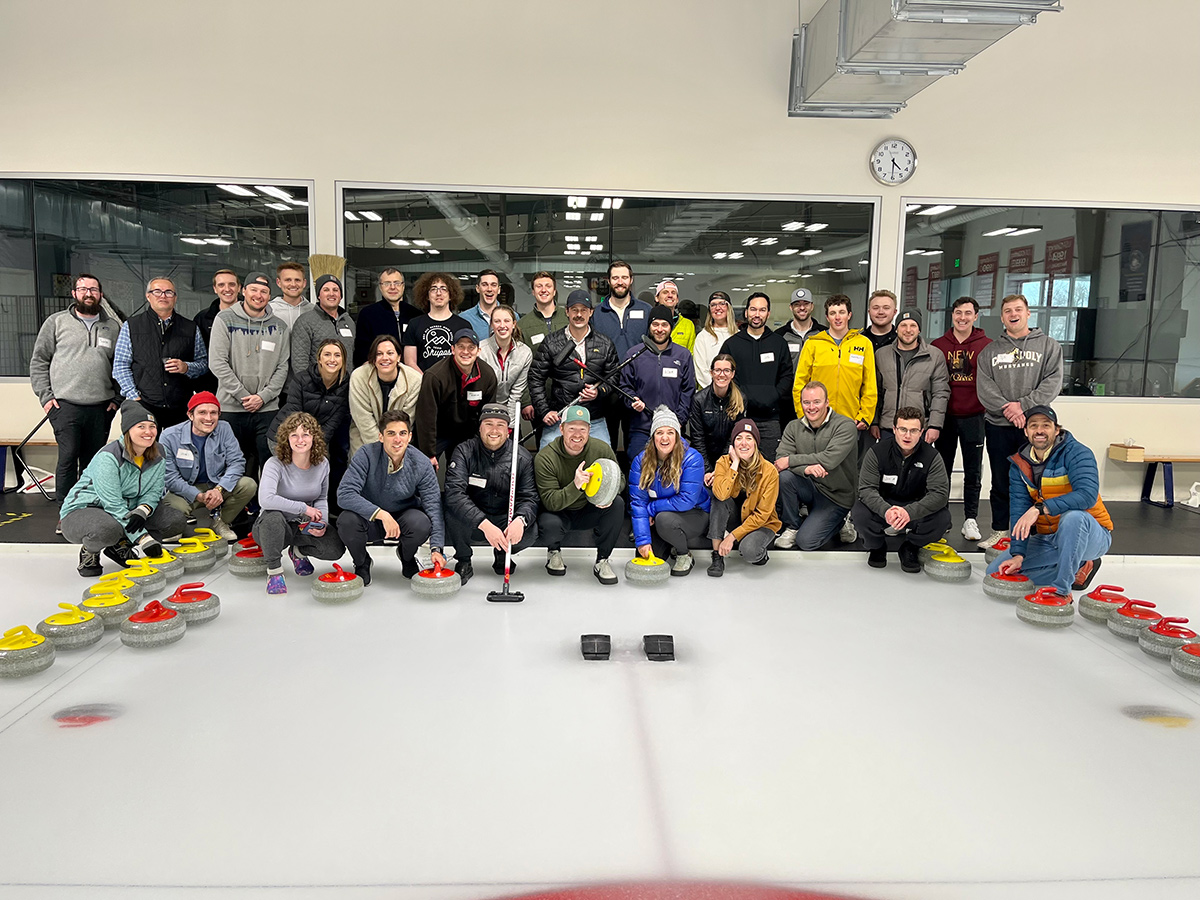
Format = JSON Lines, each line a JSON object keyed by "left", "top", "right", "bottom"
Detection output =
{"left": 112, "top": 276, "right": 208, "bottom": 428}
{"left": 354, "top": 268, "right": 416, "bottom": 367}
{"left": 29, "top": 273, "right": 122, "bottom": 501}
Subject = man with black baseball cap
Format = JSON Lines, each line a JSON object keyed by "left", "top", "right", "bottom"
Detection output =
{"left": 986, "top": 405, "right": 1112, "bottom": 597}
{"left": 414, "top": 327, "right": 498, "bottom": 468}
{"left": 781, "top": 287, "right": 825, "bottom": 368}
{"left": 872, "top": 308, "right": 950, "bottom": 445}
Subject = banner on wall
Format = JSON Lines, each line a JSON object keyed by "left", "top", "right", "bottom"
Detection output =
{"left": 903, "top": 266, "right": 918, "bottom": 308}
{"left": 976, "top": 252, "right": 999, "bottom": 308}
{"left": 926, "top": 262, "right": 942, "bottom": 311}
{"left": 1008, "top": 245, "right": 1034, "bottom": 275}
{"left": 1119, "top": 220, "right": 1154, "bottom": 303}
{"left": 1045, "top": 236, "right": 1075, "bottom": 275}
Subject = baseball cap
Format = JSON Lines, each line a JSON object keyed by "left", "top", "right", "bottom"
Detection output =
{"left": 790, "top": 288, "right": 814, "bottom": 306}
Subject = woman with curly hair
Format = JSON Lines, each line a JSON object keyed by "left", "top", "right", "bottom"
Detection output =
{"left": 706, "top": 417, "right": 781, "bottom": 577}
{"left": 252, "top": 412, "right": 347, "bottom": 594}
{"left": 402, "top": 271, "right": 472, "bottom": 372}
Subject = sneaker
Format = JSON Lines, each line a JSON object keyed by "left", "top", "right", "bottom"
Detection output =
{"left": 211, "top": 518, "right": 238, "bottom": 542}
{"left": 961, "top": 517, "right": 982, "bottom": 542}
{"left": 400, "top": 555, "right": 419, "bottom": 579}
{"left": 707, "top": 551, "right": 725, "bottom": 577}
{"left": 898, "top": 542, "right": 922, "bottom": 574}
{"left": 670, "top": 552, "right": 694, "bottom": 576}
{"left": 775, "top": 527, "right": 797, "bottom": 549}
{"left": 978, "top": 529, "right": 1010, "bottom": 550}
{"left": 355, "top": 558, "right": 373, "bottom": 586}
{"left": 266, "top": 573, "right": 287, "bottom": 594}
{"left": 78, "top": 547, "right": 103, "bottom": 577}
{"left": 492, "top": 551, "right": 516, "bottom": 577}
{"left": 456, "top": 559, "right": 474, "bottom": 586}
{"left": 56, "top": 522, "right": 64, "bottom": 536}
{"left": 1073, "top": 557, "right": 1102, "bottom": 592}
{"left": 593, "top": 558, "right": 618, "bottom": 585}
{"left": 839, "top": 516, "right": 858, "bottom": 544}
{"left": 103, "top": 540, "right": 136, "bottom": 567}
{"left": 868, "top": 547, "right": 887, "bottom": 569}
{"left": 545, "top": 549, "right": 566, "bottom": 576}
{"left": 288, "top": 548, "right": 315, "bottom": 576}
{"left": 135, "top": 534, "right": 163, "bottom": 558}
{"left": 751, "top": 551, "right": 770, "bottom": 567}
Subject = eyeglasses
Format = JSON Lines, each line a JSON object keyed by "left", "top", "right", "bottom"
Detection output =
{"left": 148, "top": 289, "right": 177, "bottom": 299}
{"left": 75, "top": 286, "right": 101, "bottom": 295}
{"left": 711, "top": 367, "right": 733, "bottom": 376}
{"left": 709, "top": 300, "right": 730, "bottom": 307}
{"left": 429, "top": 285, "right": 450, "bottom": 294}
{"left": 895, "top": 426, "right": 923, "bottom": 436}
{"left": 380, "top": 280, "right": 404, "bottom": 288}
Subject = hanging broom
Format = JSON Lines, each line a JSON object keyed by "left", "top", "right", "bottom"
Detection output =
{"left": 308, "top": 253, "right": 345, "bottom": 282}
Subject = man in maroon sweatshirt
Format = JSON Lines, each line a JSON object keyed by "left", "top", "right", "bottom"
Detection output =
{"left": 931, "top": 296, "right": 992, "bottom": 542}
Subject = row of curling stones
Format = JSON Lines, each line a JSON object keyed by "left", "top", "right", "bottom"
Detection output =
{"left": 580, "top": 634, "right": 674, "bottom": 661}
{"left": 120, "top": 582, "right": 223, "bottom": 648}
{"left": 1098, "top": 594, "right": 1200, "bottom": 683}
{"left": 919, "top": 541, "right": 972, "bottom": 583}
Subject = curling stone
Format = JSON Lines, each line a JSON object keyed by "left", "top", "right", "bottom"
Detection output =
{"left": 984, "top": 537, "right": 1011, "bottom": 564}
{"left": 1139, "top": 618, "right": 1197, "bottom": 660}
{"left": 228, "top": 542, "right": 270, "bottom": 578}
{"left": 190, "top": 526, "right": 230, "bottom": 558}
{"left": 410, "top": 559, "right": 462, "bottom": 598}
{"left": 919, "top": 540, "right": 954, "bottom": 566}
{"left": 312, "top": 564, "right": 364, "bottom": 604}
{"left": 1170, "top": 642, "right": 1200, "bottom": 683}
{"left": 581, "top": 634, "right": 611, "bottom": 660}
{"left": 583, "top": 458, "right": 622, "bottom": 508}
{"left": 1079, "top": 584, "right": 1129, "bottom": 624}
{"left": 1107, "top": 600, "right": 1162, "bottom": 641}
{"left": 643, "top": 634, "right": 675, "bottom": 661}
{"left": 122, "top": 559, "right": 166, "bottom": 596}
{"left": 625, "top": 553, "right": 671, "bottom": 586}
{"left": 82, "top": 572, "right": 144, "bottom": 606}
{"left": 80, "top": 590, "right": 140, "bottom": 629}
{"left": 143, "top": 549, "right": 184, "bottom": 581}
{"left": 37, "top": 604, "right": 104, "bottom": 650}
{"left": 982, "top": 571, "right": 1032, "bottom": 602}
{"left": 173, "top": 537, "right": 216, "bottom": 575}
{"left": 160, "top": 582, "right": 221, "bottom": 625}
{"left": 120, "top": 600, "right": 186, "bottom": 648}
{"left": 1015, "top": 587, "right": 1074, "bottom": 629}
{"left": 924, "top": 549, "right": 973, "bottom": 583}
{"left": 0, "top": 626, "right": 55, "bottom": 677}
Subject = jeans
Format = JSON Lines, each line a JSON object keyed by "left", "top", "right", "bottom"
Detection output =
{"left": 986, "top": 510, "right": 1112, "bottom": 596}
{"left": 163, "top": 476, "right": 258, "bottom": 524}
{"left": 852, "top": 500, "right": 952, "bottom": 552}
{"left": 936, "top": 413, "right": 985, "bottom": 519}
{"left": 984, "top": 421, "right": 1025, "bottom": 531}
{"left": 224, "top": 410, "right": 275, "bottom": 480}
{"left": 707, "top": 496, "right": 774, "bottom": 564}
{"left": 776, "top": 470, "right": 850, "bottom": 550}
{"left": 47, "top": 400, "right": 114, "bottom": 500}
{"left": 539, "top": 418, "right": 611, "bottom": 449}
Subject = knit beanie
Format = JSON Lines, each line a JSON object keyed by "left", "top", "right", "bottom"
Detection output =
{"left": 649, "top": 304, "right": 674, "bottom": 327}
{"left": 731, "top": 417, "right": 760, "bottom": 448}
{"left": 120, "top": 399, "right": 157, "bottom": 434}
{"left": 649, "top": 405, "right": 681, "bottom": 438}
{"left": 314, "top": 274, "right": 343, "bottom": 298}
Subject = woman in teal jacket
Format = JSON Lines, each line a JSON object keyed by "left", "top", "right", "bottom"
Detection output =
{"left": 61, "top": 400, "right": 189, "bottom": 577}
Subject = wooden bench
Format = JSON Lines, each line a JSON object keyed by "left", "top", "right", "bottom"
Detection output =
{"left": 1108, "top": 444, "right": 1200, "bottom": 509}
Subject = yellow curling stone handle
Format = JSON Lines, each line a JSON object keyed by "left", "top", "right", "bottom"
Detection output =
{"left": 1, "top": 626, "right": 46, "bottom": 650}
{"left": 924, "top": 540, "right": 952, "bottom": 553}
{"left": 144, "top": 550, "right": 178, "bottom": 564}
{"left": 191, "top": 527, "right": 220, "bottom": 544}
{"left": 43, "top": 604, "right": 96, "bottom": 626}
{"left": 931, "top": 550, "right": 966, "bottom": 563}
{"left": 81, "top": 592, "right": 130, "bottom": 608}
{"left": 583, "top": 462, "right": 603, "bottom": 498}
{"left": 174, "top": 537, "right": 209, "bottom": 555}
{"left": 124, "top": 559, "right": 159, "bottom": 575}
{"left": 631, "top": 554, "right": 665, "bottom": 566}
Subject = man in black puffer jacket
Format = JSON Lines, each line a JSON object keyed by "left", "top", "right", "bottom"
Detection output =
{"left": 444, "top": 403, "right": 539, "bottom": 585}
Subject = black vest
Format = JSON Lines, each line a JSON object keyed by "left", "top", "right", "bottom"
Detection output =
{"left": 128, "top": 308, "right": 197, "bottom": 409}
{"left": 874, "top": 435, "right": 939, "bottom": 506}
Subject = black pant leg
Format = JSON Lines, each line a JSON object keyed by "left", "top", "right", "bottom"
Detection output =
{"left": 851, "top": 499, "right": 888, "bottom": 550}
{"left": 984, "top": 421, "right": 1023, "bottom": 531}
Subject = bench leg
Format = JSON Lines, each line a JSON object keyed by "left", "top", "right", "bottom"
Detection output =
{"left": 0, "top": 447, "right": 6, "bottom": 494}
{"left": 1142, "top": 460, "right": 1174, "bottom": 509}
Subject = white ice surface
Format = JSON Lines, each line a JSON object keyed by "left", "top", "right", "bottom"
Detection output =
{"left": 1, "top": 546, "right": 1197, "bottom": 900}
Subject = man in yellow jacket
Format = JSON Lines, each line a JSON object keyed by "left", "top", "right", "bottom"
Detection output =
{"left": 655, "top": 280, "right": 696, "bottom": 353}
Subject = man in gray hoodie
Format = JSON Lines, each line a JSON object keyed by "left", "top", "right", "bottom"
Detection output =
{"left": 975, "top": 293, "right": 1063, "bottom": 549}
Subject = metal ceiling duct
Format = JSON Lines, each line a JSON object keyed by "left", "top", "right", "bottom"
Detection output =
{"left": 789, "top": 0, "right": 1061, "bottom": 118}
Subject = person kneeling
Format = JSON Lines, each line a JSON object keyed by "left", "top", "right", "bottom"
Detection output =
{"left": 253, "top": 412, "right": 346, "bottom": 594}
{"left": 336, "top": 410, "right": 444, "bottom": 585}
{"left": 631, "top": 406, "right": 710, "bottom": 576}
{"left": 853, "top": 406, "right": 951, "bottom": 572}
{"left": 707, "top": 418, "right": 781, "bottom": 576}
{"left": 61, "top": 400, "right": 189, "bottom": 576}
{"left": 444, "top": 403, "right": 539, "bottom": 586}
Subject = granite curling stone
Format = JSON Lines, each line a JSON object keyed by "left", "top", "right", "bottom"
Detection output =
{"left": 583, "top": 458, "right": 622, "bottom": 508}
{"left": 173, "top": 537, "right": 216, "bottom": 574}
{"left": 37, "top": 604, "right": 104, "bottom": 650}
{"left": 160, "top": 582, "right": 221, "bottom": 625}
{"left": 1079, "top": 584, "right": 1129, "bottom": 624}
{"left": 984, "top": 537, "right": 1011, "bottom": 565}
{"left": 82, "top": 572, "right": 144, "bottom": 606}
{"left": 1170, "top": 642, "right": 1200, "bottom": 683}
{"left": 410, "top": 559, "right": 462, "bottom": 598}
{"left": 80, "top": 590, "right": 140, "bottom": 629}
{"left": 120, "top": 600, "right": 186, "bottom": 648}
{"left": 312, "top": 564, "right": 364, "bottom": 604}
{"left": 1016, "top": 587, "right": 1074, "bottom": 629}
{"left": 228, "top": 541, "right": 270, "bottom": 578}
{"left": 143, "top": 549, "right": 184, "bottom": 581}
{"left": 625, "top": 553, "right": 671, "bottom": 586}
{"left": 1107, "top": 600, "right": 1162, "bottom": 641}
{"left": 924, "top": 549, "right": 973, "bottom": 583}
{"left": 122, "top": 559, "right": 166, "bottom": 596}
{"left": 0, "top": 626, "right": 55, "bottom": 677}
{"left": 1139, "top": 617, "right": 1197, "bottom": 660}
{"left": 190, "top": 526, "right": 230, "bottom": 559}
{"left": 982, "top": 571, "right": 1032, "bottom": 602}
{"left": 919, "top": 540, "right": 953, "bottom": 566}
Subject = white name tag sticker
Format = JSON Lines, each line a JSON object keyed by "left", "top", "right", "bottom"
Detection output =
{"left": 469, "top": 475, "right": 487, "bottom": 488}
{"left": 339, "top": 328, "right": 352, "bottom": 337}
{"left": 262, "top": 340, "right": 276, "bottom": 351}
{"left": 759, "top": 352, "right": 775, "bottom": 363}
{"left": 467, "top": 390, "right": 483, "bottom": 401}
{"left": 648, "top": 489, "right": 658, "bottom": 498}
{"left": 662, "top": 367, "right": 678, "bottom": 378}
{"left": 532, "top": 334, "right": 545, "bottom": 344}
{"left": 97, "top": 337, "right": 112, "bottom": 349}
{"left": 402, "top": 323, "right": 408, "bottom": 333}
{"left": 882, "top": 474, "right": 899, "bottom": 484}
{"left": 995, "top": 353, "right": 1015, "bottom": 364}
{"left": 175, "top": 448, "right": 194, "bottom": 461}
{"left": 629, "top": 310, "right": 645, "bottom": 319}
{"left": 849, "top": 353, "right": 864, "bottom": 365}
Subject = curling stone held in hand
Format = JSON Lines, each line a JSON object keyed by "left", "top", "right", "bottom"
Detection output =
{"left": 122, "top": 559, "right": 166, "bottom": 596}
{"left": 1079, "top": 584, "right": 1129, "bottom": 624}
{"left": 583, "top": 458, "right": 622, "bottom": 508}
{"left": 1170, "top": 642, "right": 1200, "bottom": 683}
{"left": 625, "top": 553, "right": 670, "bottom": 586}
{"left": 173, "top": 537, "right": 216, "bottom": 575}
{"left": 80, "top": 591, "right": 140, "bottom": 629}
{"left": 0, "top": 626, "right": 56, "bottom": 678}
{"left": 1016, "top": 587, "right": 1074, "bottom": 629}
{"left": 143, "top": 549, "right": 184, "bottom": 581}
{"left": 924, "top": 549, "right": 973, "bottom": 583}
{"left": 190, "top": 526, "right": 229, "bottom": 559}
{"left": 985, "top": 537, "right": 1011, "bottom": 564}
{"left": 1139, "top": 618, "right": 1197, "bottom": 660}
{"left": 983, "top": 571, "right": 1032, "bottom": 602}
{"left": 1107, "top": 600, "right": 1162, "bottom": 641}
{"left": 37, "top": 604, "right": 104, "bottom": 650}
{"left": 228, "top": 542, "right": 269, "bottom": 578}
{"left": 919, "top": 540, "right": 953, "bottom": 566}
{"left": 410, "top": 559, "right": 461, "bottom": 598}
{"left": 160, "top": 582, "right": 221, "bottom": 625}
{"left": 120, "top": 600, "right": 186, "bottom": 648}
{"left": 82, "top": 572, "right": 144, "bottom": 606}
{"left": 312, "top": 564, "right": 364, "bottom": 604}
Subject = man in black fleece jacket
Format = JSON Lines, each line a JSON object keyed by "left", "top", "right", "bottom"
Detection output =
{"left": 720, "top": 292, "right": 793, "bottom": 459}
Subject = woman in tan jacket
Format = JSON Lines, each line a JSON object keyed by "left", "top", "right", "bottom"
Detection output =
{"left": 706, "top": 417, "right": 781, "bottom": 576}
{"left": 348, "top": 335, "right": 422, "bottom": 457}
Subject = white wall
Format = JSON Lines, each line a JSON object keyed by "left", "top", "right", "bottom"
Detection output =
{"left": 2, "top": 0, "right": 1198, "bottom": 498}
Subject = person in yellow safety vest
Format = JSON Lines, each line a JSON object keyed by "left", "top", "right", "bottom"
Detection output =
{"left": 654, "top": 280, "right": 695, "bottom": 353}
{"left": 793, "top": 294, "right": 877, "bottom": 428}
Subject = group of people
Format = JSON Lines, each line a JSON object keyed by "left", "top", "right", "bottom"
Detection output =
{"left": 32, "top": 261, "right": 1110, "bottom": 596}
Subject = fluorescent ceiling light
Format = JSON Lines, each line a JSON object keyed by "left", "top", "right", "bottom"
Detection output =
{"left": 360, "top": 211, "right": 382, "bottom": 222}
{"left": 589, "top": 212, "right": 604, "bottom": 222}
{"left": 426, "top": 249, "right": 440, "bottom": 255}
{"left": 205, "top": 238, "right": 231, "bottom": 246}
{"left": 800, "top": 249, "right": 822, "bottom": 257}
{"left": 567, "top": 243, "right": 581, "bottom": 250}
{"left": 390, "top": 238, "right": 411, "bottom": 247}
{"left": 781, "top": 221, "right": 805, "bottom": 231}
{"left": 817, "top": 267, "right": 837, "bottom": 273}
{"left": 589, "top": 244, "right": 603, "bottom": 251}
{"left": 916, "top": 205, "right": 957, "bottom": 216}
{"left": 777, "top": 248, "right": 800, "bottom": 256}
{"left": 728, "top": 252, "right": 744, "bottom": 259}
{"left": 567, "top": 196, "right": 589, "bottom": 209}
{"left": 345, "top": 211, "right": 360, "bottom": 221}
{"left": 611, "top": 197, "right": 624, "bottom": 209}
{"left": 601, "top": 198, "right": 611, "bottom": 209}
{"left": 566, "top": 212, "right": 582, "bottom": 221}
{"left": 564, "top": 235, "right": 579, "bottom": 241}
{"left": 289, "top": 199, "right": 309, "bottom": 207}
{"left": 906, "top": 249, "right": 927, "bottom": 256}
{"left": 265, "top": 202, "right": 291, "bottom": 211}
{"left": 742, "top": 237, "right": 759, "bottom": 246}
{"left": 180, "top": 237, "right": 208, "bottom": 245}
{"left": 759, "top": 237, "right": 778, "bottom": 246}
{"left": 834, "top": 268, "right": 851, "bottom": 273}
{"left": 805, "top": 223, "right": 828, "bottom": 232}
{"left": 800, "top": 274, "right": 813, "bottom": 278}
{"left": 216, "top": 184, "right": 256, "bottom": 197}
{"left": 564, "top": 250, "right": 578, "bottom": 255}
{"left": 410, "top": 248, "right": 425, "bottom": 254}
{"left": 255, "top": 185, "right": 294, "bottom": 202}
{"left": 922, "top": 250, "right": 943, "bottom": 256}
{"left": 413, "top": 239, "right": 432, "bottom": 247}
{"left": 712, "top": 252, "right": 728, "bottom": 259}
{"left": 859, "top": 259, "right": 869, "bottom": 265}
{"left": 984, "top": 227, "right": 1017, "bottom": 237}
{"left": 905, "top": 204, "right": 922, "bottom": 213}
{"left": 1007, "top": 226, "right": 1043, "bottom": 236}
{"left": 585, "top": 235, "right": 598, "bottom": 242}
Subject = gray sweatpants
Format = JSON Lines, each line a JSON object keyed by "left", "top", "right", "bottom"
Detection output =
{"left": 61, "top": 504, "right": 189, "bottom": 553}
{"left": 251, "top": 509, "right": 346, "bottom": 569}
{"left": 707, "top": 496, "right": 775, "bottom": 564}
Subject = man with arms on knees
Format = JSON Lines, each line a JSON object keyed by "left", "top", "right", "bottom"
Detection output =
{"left": 30, "top": 273, "right": 120, "bottom": 502}
{"left": 620, "top": 305, "right": 695, "bottom": 459}
{"left": 444, "top": 403, "right": 539, "bottom": 585}
{"left": 414, "top": 328, "right": 498, "bottom": 468}
{"left": 781, "top": 287, "right": 825, "bottom": 369}
{"left": 269, "top": 262, "right": 312, "bottom": 331}
{"left": 461, "top": 269, "right": 503, "bottom": 341}
{"left": 975, "top": 293, "right": 1063, "bottom": 549}
{"left": 337, "top": 410, "right": 444, "bottom": 585}
{"left": 774, "top": 381, "right": 858, "bottom": 551}
{"left": 854, "top": 406, "right": 951, "bottom": 573}
{"left": 355, "top": 269, "right": 417, "bottom": 367}
{"left": 534, "top": 405, "right": 624, "bottom": 585}
{"left": 653, "top": 279, "right": 695, "bottom": 353}
{"left": 986, "top": 406, "right": 1112, "bottom": 596}
{"left": 159, "top": 391, "right": 256, "bottom": 541}
{"left": 721, "top": 292, "right": 793, "bottom": 460}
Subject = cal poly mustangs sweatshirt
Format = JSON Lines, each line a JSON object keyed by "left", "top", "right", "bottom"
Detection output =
{"left": 974, "top": 327, "right": 1063, "bottom": 427}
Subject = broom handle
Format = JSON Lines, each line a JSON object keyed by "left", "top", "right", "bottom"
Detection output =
{"left": 502, "top": 398, "right": 520, "bottom": 586}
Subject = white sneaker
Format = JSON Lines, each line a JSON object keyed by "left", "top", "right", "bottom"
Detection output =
{"left": 978, "top": 528, "right": 1009, "bottom": 550}
{"left": 839, "top": 516, "right": 858, "bottom": 544}
{"left": 211, "top": 518, "right": 238, "bottom": 542}
{"left": 545, "top": 549, "right": 566, "bottom": 576}
{"left": 961, "top": 518, "right": 982, "bottom": 542}
{"left": 775, "top": 527, "right": 798, "bottom": 549}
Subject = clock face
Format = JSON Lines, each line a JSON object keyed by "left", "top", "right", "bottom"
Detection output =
{"left": 870, "top": 139, "right": 917, "bottom": 185}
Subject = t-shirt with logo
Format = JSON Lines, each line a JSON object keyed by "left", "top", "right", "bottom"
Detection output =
{"left": 402, "top": 313, "right": 471, "bottom": 372}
